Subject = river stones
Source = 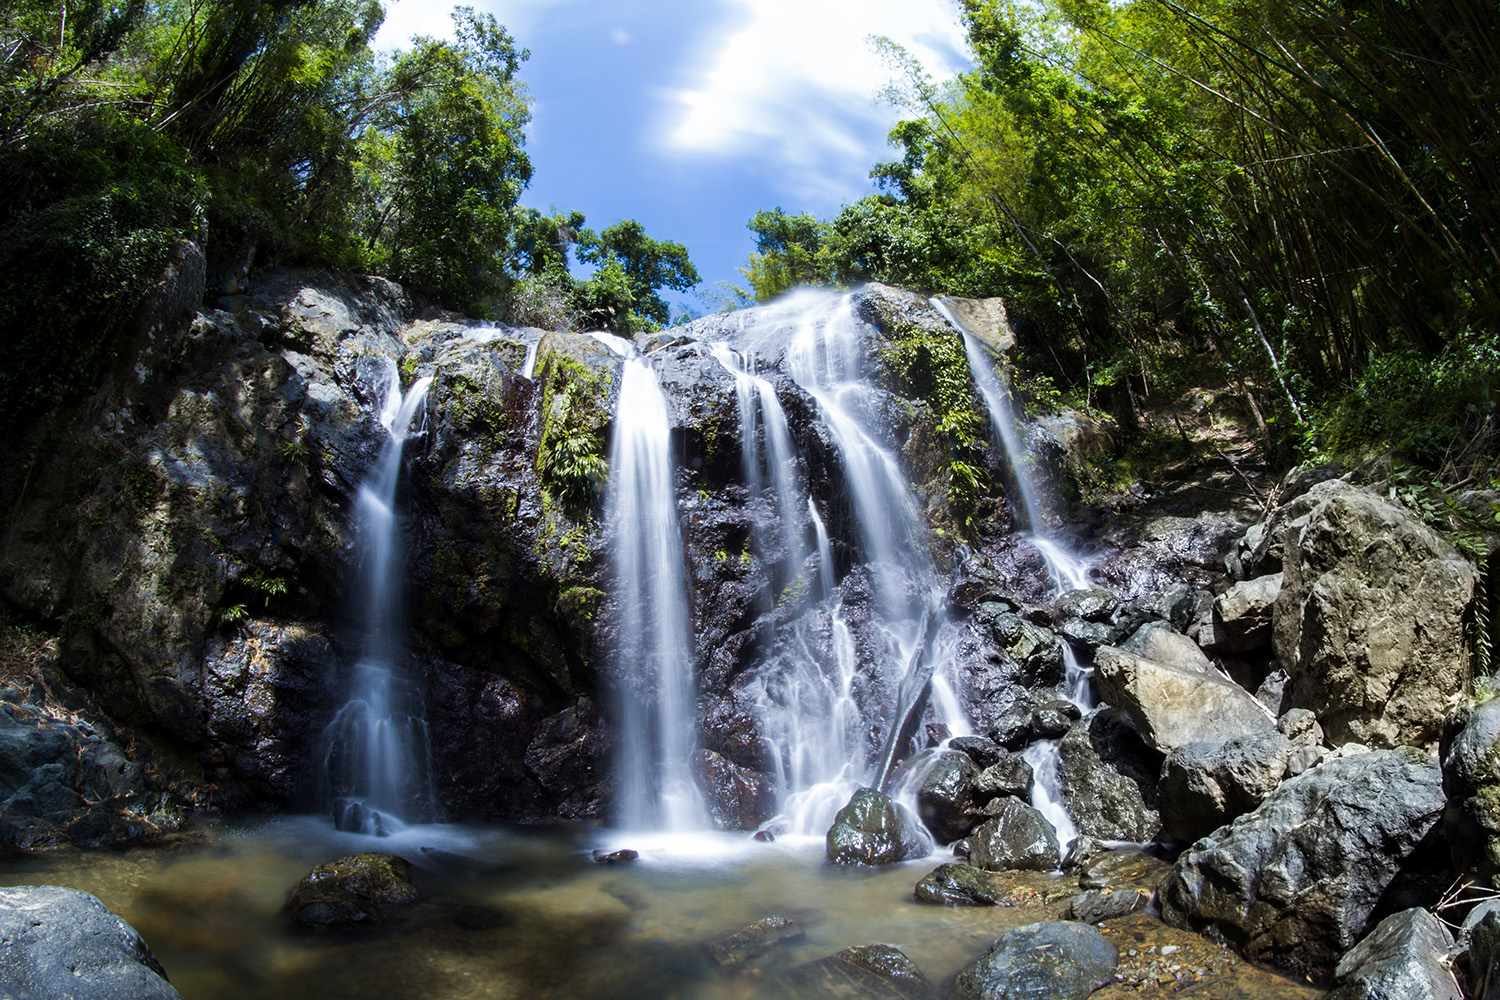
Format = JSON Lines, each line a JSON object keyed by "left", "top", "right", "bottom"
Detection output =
{"left": 1159, "top": 748, "right": 1447, "bottom": 972}
{"left": 1325, "top": 908, "right": 1460, "bottom": 1000}
{"left": 707, "top": 915, "right": 804, "bottom": 969}
{"left": 968, "top": 797, "right": 1059, "bottom": 871}
{"left": 0, "top": 885, "right": 182, "bottom": 1000}
{"left": 913, "top": 863, "right": 1005, "bottom": 906}
{"left": 1274, "top": 488, "right": 1477, "bottom": 748}
{"left": 1065, "top": 888, "right": 1154, "bottom": 924}
{"left": 951, "top": 921, "right": 1117, "bottom": 1000}
{"left": 826, "top": 788, "right": 926, "bottom": 866}
{"left": 288, "top": 853, "right": 421, "bottom": 926}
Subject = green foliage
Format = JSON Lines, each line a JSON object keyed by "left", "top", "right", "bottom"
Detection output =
{"left": 576, "top": 219, "right": 699, "bottom": 332}
{"left": 537, "top": 358, "right": 609, "bottom": 507}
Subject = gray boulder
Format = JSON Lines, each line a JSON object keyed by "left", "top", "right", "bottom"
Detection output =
{"left": 974, "top": 753, "right": 1034, "bottom": 802}
{"left": 1095, "top": 643, "right": 1275, "bottom": 753}
{"left": 826, "top": 788, "right": 927, "bottom": 866}
{"left": 968, "top": 797, "right": 1060, "bottom": 871}
{"left": 1469, "top": 909, "right": 1500, "bottom": 1000}
{"left": 0, "top": 885, "right": 181, "bottom": 1000}
{"left": 951, "top": 921, "right": 1117, "bottom": 1000}
{"left": 1159, "top": 748, "right": 1447, "bottom": 971}
{"left": 1274, "top": 489, "right": 1477, "bottom": 748}
{"left": 1204, "top": 574, "right": 1281, "bottom": 653}
{"left": 1120, "top": 620, "right": 1211, "bottom": 672}
{"left": 975, "top": 610, "right": 1063, "bottom": 686}
{"left": 1441, "top": 698, "right": 1500, "bottom": 882}
{"left": 1325, "top": 908, "right": 1460, "bottom": 1000}
{"left": 1238, "top": 478, "right": 1359, "bottom": 578}
{"left": 1056, "top": 709, "right": 1162, "bottom": 843}
{"left": 1157, "top": 730, "right": 1294, "bottom": 843}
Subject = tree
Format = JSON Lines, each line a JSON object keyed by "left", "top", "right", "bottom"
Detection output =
{"left": 576, "top": 218, "right": 699, "bottom": 329}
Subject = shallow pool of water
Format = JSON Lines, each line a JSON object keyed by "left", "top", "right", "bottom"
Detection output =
{"left": 0, "top": 817, "right": 1323, "bottom": 999}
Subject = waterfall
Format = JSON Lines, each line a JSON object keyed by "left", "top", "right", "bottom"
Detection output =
{"left": 322, "top": 364, "right": 435, "bottom": 834}
{"left": 930, "top": 298, "right": 1093, "bottom": 594}
{"left": 606, "top": 355, "right": 707, "bottom": 832}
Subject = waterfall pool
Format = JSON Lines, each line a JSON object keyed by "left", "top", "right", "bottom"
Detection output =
{"left": 0, "top": 817, "right": 1323, "bottom": 999}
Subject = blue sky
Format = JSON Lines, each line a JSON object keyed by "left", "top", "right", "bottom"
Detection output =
{"left": 374, "top": 0, "right": 972, "bottom": 315}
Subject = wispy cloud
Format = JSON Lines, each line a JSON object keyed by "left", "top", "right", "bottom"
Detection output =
{"left": 658, "top": 0, "right": 971, "bottom": 207}
{"left": 373, "top": 0, "right": 577, "bottom": 50}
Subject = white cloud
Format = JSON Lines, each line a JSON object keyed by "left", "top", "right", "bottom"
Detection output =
{"left": 659, "top": 0, "right": 971, "bottom": 206}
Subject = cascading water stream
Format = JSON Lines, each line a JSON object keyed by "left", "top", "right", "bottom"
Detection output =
{"left": 322, "top": 364, "right": 435, "bottom": 833}
{"left": 606, "top": 354, "right": 707, "bottom": 832}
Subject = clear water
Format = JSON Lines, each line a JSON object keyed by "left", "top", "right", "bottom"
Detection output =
{"left": 0, "top": 819, "right": 1324, "bottom": 1000}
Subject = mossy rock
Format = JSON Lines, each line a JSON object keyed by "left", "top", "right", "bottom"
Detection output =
{"left": 287, "top": 853, "right": 419, "bottom": 926}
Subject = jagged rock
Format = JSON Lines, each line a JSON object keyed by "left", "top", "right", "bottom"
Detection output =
{"left": 288, "top": 853, "right": 420, "bottom": 926}
{"left": 0, "top": 698, "right": 176, "bottom": 851}
{"left": 974, "top": 610, "right": 1063, "bottom": 686}
{"left": 1095, "top": 643, "right": 1275, "bottom": 753}
{"left": 913, "top": 750, "right": 982, "bottom": 844}
{"left": 1055, "top": 589, "right": 1118, "bottom": 623}
{"left": 1056, "top": 617, "right": 1115, "bottom": 648}
{"left": 1029, "top": 700, "right": 1078, "bottom": 739}
{"left": 695, "top": 748, "right": 775, "bottom": 831}
{"left": 1274, "top": 489, "right": 1477, "bottom": 748}
{"left": 1255, "top": 669, "right": 1291, "bottom": 716}
{"left": 913, "top": 863, "right": 1005, "bottom": 906}
{"left": 1468, "top": 910, "right": 1500, "bottom": 1000}
{"left": 1325, "top": 908, "right": 1460, "bottom": 1000}
{"left": 968, "top": 797, "right": 1060, "bottom": 871}
{"left": 1056, "top": 709, "right": 1162, "bottom": 843}
{"left": 949, "top": 736, "right": 1005, "bottom": 769}
{"left": 1157, "top": 730, "right": 1294, "bottom": 843}
{"left": 974, "top": 753, "right": 1034, "bottom": 802}
{"left": 1441, "top": 698, "right": 1500, "bottom": 882}
{"left": 1065, "top": 888, "right": 1154, "bottom": 924}
{"left": 826, "top": 788, "right": 927, "bottom": 866}
{"left": 1159, "top": 748, "right": 1448, "bottom": 972}
{"left": 707, "top": 915, "right": 804, "bottom": 968}
{"left": 0, "top": 885, "right": 182, "bottom": 1000}
{"left": 1205, "top": 574, "right": 1281, "bottom": 653}
{"left": 951, "top": 921, "right": 1117, "bottom": 1000}
{"left": 1236, "top": 478, "right": 1359, "bottom": 578}
{"left": 1120, "top": 620, "right": 1212, "bottom": 672}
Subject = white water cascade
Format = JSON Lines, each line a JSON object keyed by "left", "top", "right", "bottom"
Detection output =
{"left": 703, "top": 292, "right": 972, "bottom": 839}
{"left": 322, "top": 364, "right": 435, "bottom": 834}
{"left": 931, "top": 298, "right": 1093, "bottom": 593}
{"left": 607, "top": 355, "right": 708, "bottom": 832}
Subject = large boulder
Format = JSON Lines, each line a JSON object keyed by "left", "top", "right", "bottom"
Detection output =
{"left": 1441, "top": 697, "right": 1500, "bottom": 882}
{"left": 1325, "top": 908, "right": 1460, "bottom": 1000}
{"left": 968, "top": 797, "right": 1060, "bottom": 871}
{"left": 1159, "top": 748, "right": 1448, "bottom": 972}
{"left": 1157, "top": 730, "right": 1294, "bottom": 843}
{"left": 826, "top": 788, "right": 927, "bottom": 866}
{"left": 913, "top": 750, "right": 982, "bottom": 844}
{"left": 0, "top": 885, "right": 181, "bottom": 1000}
{"left": 1056, "top": 709, "right": 1162, "bottom": 842}
{"left": 1202, "top": 574, "right": 1281, "bottom": 654}
{"left": 1274, "top": 489, "right": 1477, "bottom": 748}
{"left": 1094, "top": 643, "right": 1275, "bottom": 753}
{"left": 951, "top": 921, "right": 1117, "bottom": 1000}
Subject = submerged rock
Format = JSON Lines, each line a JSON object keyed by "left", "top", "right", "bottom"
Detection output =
{"left": 913, "top": 863, "right": 1005, "bottom": 906}
{"left": 951, "top": 921, "right": 1117, "bottom": 1000}
{"left": 288, "top": 853, "right": 420, "bottom": 926}
{"left": 1274, "top": 489, "right": 1477, "bottom": 748}
{"left": 826, "top": 788, "right": 926, "bottom": 866}
{"left": 766, "top": 943, "right": 933, "bottom": 999}
{"left": 0, "top": 885, "right": 181, "bottom": 1000}
{"left": 1159, "top": 748, "right": 1447, "bottom": 972}
{"left": 707, "top": 915, "right": 804, "bottom": 969}
{"left": 1325, "top": 908, "right": 1460, "bottom": 1000}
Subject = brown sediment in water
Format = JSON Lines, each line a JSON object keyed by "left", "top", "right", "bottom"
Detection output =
{"left": 0, "top": 816, "right": 1322, "bottom": 1000}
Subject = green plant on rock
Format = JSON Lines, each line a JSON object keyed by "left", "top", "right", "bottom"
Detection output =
{"left": 537, "top": 356, "right": 609, "bottom": 508}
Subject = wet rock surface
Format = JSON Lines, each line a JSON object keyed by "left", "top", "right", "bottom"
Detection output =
{"left": 1056, "top": 709, "right": 1161, "bottom": 843}
{"left": 0, "top": 884, "right": 182, "bottom": 1000}
{"left": 288, "top": 853, "right": 421, "bottom": 926}
{"left": 913, "top": 863, "right": 1006, "bottom": 906}
{"left": 1324, "top": 907, "right": 1460, "bottom": 1000}
{"left": 826, "top": 788, "right": 926, "bottom": 866}
{"left": 968, "top": 797, "right": 1060, "bottom": 872}
{"left": 707, "top": 915, "right": 804, "bottom": 969}
{"left": 951, "top": 920, "right": 1117, "bottom": 1000}
{"left": 1159, "top": 748, "right": 1448, "bottom": 972}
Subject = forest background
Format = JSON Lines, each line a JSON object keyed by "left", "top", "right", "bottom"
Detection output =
{"left": 2, "top": 0, "right": 1496, "bottom": 497}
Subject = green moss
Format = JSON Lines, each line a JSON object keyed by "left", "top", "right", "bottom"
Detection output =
{"left": 555, "top": 586, "right": 604, "bottom": 624}
{"left": 443, "top": 371, "right": 509, "bottom": 441}
{"left": 536, "top": 355, "right": 610, "bottom": 508}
